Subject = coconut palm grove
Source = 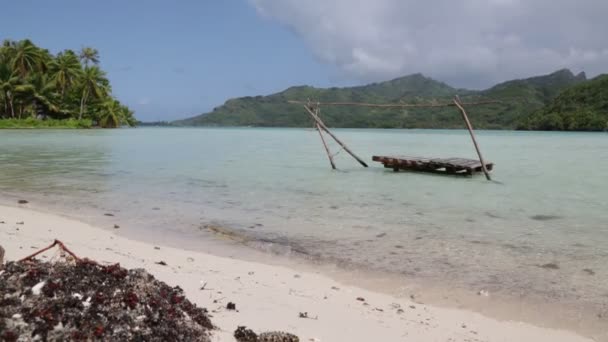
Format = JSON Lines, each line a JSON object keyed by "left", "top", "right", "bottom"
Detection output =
{"left": 0, "top": 39, "right": 135, "bottom": 128}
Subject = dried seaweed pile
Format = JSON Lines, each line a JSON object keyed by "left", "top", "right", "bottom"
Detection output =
{"left": 234, "top": 326, "right": 300, "bottom": 342}
{"left": 0, "top": 259, "right": 213, "bottom": 341}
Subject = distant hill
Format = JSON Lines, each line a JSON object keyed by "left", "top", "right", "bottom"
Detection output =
{"left": 517, "top": 74, "right": 608, "bottom": 131}
{"left": 174, "top": 69, "right": 587, "bottom": 129}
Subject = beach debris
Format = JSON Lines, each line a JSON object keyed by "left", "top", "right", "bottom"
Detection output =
{"left": 375, "top": 233, "right": 387, "bottom": 238}
{"left": 0, "top": 241, "right": 213, "bottom": 341}
{"left": 356, "top": 297, "right": 365, "bottom": 302}
{"left": 0, "top": 221, "right": 4, "bottom": 224}
{"left": 17, "top": 200, "right": 28, "bottom": 204}
{"left": 0, "top": 245, "right": 5, "bottom": 268}
{"left": 200, "top": 282, "right": 208, "bottom": 290}
{"left": 235, "top": 326, "right": 259, "bottom": 342}
{"left": 298, "top": 312, "right": 318, "bottom": 320}
{"left": 331, "top": 286, "right": 340, "bottom": 291}
{"left": 154, "top": 246, "right": 161, "bottom": 250}
{"left": 103, "top": 213, "right": 114, "bottom": 216}
{"left": 539, "top": 263, "right": 560, "bottom": 270}
{"left": 234, "top": 326, "right": 300, "bottom": 342}
{"left": 409, "top": 305, "right": 416, "bottom": 309}
{"left": 152, "top": 207, "right": 160, "bottom": 211}
{"left": 583, "top": 268, "right": 596, "bottom": 275}
{"left": 226, "top": 302, "right": 237, "bottom": 310}
{"left": 477, "top": 290, "right": 490, "bottom": 297}
{"left": 155, "top": 260, "right": 168, "bottom": 266}
{"left": 16, "top": 221, "right": 24, "bottom": 225}
{"left": 113, "top": 224, "right": 120, "bottom": 229}
{"left": 294, "top": 274, "right": 301, "bottom": 278}
{"left": 258, "top": 331, "right": 300, "bottom": 342}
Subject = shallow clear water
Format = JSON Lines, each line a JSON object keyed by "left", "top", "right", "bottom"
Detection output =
{"left": 1, "top": 128, "right": 607, "bottom": 318}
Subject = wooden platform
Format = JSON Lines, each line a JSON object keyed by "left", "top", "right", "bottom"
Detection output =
{"left": 372, "top": 155, "right": 494, "bottom": 176}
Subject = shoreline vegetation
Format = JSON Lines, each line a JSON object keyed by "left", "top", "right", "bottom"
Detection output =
{"left": 0, "top": 203, "right": 596, "bottom": 342}
{"left": 0, "top": 39, "right": 135, "bottom": 129}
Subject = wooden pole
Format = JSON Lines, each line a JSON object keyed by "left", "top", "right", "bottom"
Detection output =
{"left": 314, "top": 107, "right": 337, "bottom": 169}
{"left": 303, "top": 104, "right": 368, "bottom": 167}
{"left": 453, "top": 96, "right": 491, "bottom": 181}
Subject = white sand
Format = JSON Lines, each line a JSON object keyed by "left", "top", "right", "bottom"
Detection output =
{"left": 0, "top": 204, "right": 595, "bottom": 342}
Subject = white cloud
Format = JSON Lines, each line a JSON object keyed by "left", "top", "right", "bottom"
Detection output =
{"left": 250, "top": 0, "right": 608, "bottom": 88}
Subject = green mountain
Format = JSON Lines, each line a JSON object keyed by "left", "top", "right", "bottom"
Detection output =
{"left": 516, "top": 74, "right": 608, "bottom": 131}
{"left": 175, "top": 69, "right": 587, "bottom": 129}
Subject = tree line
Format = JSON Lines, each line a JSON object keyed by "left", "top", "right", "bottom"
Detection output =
{"left": 0, "top": 39, "right": 135, "bottom": 128}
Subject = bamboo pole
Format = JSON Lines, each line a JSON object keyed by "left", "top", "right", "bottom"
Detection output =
{"left": 288, "top": 100, "right": 499, "bottom": 108}
{"left": 453, "top": 96, "right": 491, "bottom": 181}
{"left": 303, "top": 105, "right": 368, "bottom": 167}
{"left": 314, "top": 107, "right": 336, "bottom": 169}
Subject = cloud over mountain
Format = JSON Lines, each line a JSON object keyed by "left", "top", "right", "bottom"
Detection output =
{"left": 251, "top": 0, "right": 608, "bottom": 88}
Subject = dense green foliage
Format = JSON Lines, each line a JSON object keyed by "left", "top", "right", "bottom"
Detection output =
{"left": 0, "top": 118, "right": 92, "bottom": 129}
{"left": 175, "top": 69, "right": 587, "bottom": 129}
{"left": 517, "top": 75, "right": 608, "bottom": 131}
{"left": 0, "top": 39, "right": 135, "bottom": 128}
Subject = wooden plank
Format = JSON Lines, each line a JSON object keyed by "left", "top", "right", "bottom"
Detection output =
{"left": 372, "top": 155, "right": 493, "bottom": 177}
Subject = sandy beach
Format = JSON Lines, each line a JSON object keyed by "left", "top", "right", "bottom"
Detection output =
{"left": 0, "top": 203, "right": 597, "bottom": 341}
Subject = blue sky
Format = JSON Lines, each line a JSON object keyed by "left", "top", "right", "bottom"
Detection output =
{"left": 1, "top": 0, "right": 339, "bottom": 121}
{"left": 3, "top": 0, "right": 607, "bottom": 121}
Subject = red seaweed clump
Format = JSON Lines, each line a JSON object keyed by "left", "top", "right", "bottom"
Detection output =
{"left": 0, "top": 259, "right": 213, "bottom": 341}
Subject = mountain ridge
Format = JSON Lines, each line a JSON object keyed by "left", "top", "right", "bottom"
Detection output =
{"left": 174, "top": 69, "right": 588, "bottom": 129}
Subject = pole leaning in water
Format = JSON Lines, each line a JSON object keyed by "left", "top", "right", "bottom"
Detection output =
{"left": 313, "top": 106, "right": 337, "bottom": 170}
{"left": 453, "top": 96, "right": 492, "bottom": 181}
{"left": 303, "top": 104, "right": 368, "bottom": 168}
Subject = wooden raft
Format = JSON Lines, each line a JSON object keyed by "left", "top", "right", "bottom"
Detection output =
{"left": 372, "top": 155, "right": 494, "bottom": 176}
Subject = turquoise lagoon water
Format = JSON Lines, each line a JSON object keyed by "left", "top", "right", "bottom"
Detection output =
{"left": 1, "top": 128, "right": 607, "bottom": 324}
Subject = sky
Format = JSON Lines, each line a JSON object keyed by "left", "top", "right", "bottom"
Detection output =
{"left": 2, "top": 0, "right": 607, "bottom": 121}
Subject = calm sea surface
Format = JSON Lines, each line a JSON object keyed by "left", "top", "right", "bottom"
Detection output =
{"left": 1, "top": 128, "right": 607, "bottom": 322}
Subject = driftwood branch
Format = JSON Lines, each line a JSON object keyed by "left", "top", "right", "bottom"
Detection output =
{"left": 19, "top": 239, "right": 85, "bottom": 263}
{"left": 288, "top": 100, "right": 500, "bottom": 108}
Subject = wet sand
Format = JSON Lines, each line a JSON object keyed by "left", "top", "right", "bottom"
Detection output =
{"left": 0, "top": 204, "right": 596, "bottom": 342}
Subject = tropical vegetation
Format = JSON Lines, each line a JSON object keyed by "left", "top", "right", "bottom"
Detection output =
{"left": 175, "top": 69, "right": 598, "bottom": 130}
{"left": 0, "top": 39, "right": 135, "bottom": 128}
{"left": 517, "top": 75, "right": 608, "bottom": 131}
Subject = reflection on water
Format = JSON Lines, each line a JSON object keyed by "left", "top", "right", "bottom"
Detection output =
{"left": 1, "top": 127, "right": 608, "bottom": 324}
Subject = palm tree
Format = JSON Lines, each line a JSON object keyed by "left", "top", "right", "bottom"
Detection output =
{"left": 0, "top": 62, "right": 20, "bottom": 118}
{"left": 99, "top": 99, "right": 121, "bottom": 128}
{"left": 50, "top": 51, "right": 82, "bottom": 96}
{"left": 11, "top": 39, "right": 42, "bottom": 78}
{"left": 78, "top": 66, "right": 108, "bottom": 119}
{"left": 15, "top": 73, "right": 59, "bottom": 118}
{"left": 120, "top": 105, "right": 137, "bottom": 127}
{"left": 79, "top": 47, "right": 99, "bottom": 67}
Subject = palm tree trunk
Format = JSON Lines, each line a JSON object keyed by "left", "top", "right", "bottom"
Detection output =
{"left": 8, "top": 94, "right": 15, "bottom": 119}
{"left": 79, "top": 89, "right": 88, "bottom": 120}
